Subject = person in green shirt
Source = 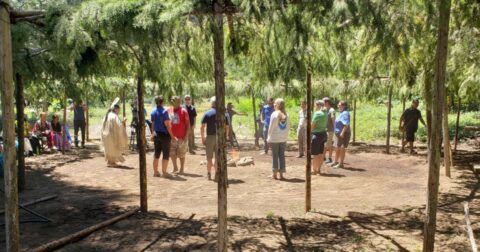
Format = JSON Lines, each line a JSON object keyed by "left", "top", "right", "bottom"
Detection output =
{"left": 311, "top": 100, "right": 328, "bottom": 175}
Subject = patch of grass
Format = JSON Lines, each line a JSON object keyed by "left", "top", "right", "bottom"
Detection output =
{"left": 352, "top": 233, "right": 365, "bottom": 244}
{"left": 266, "top": 211, "right": 275, "bottom": 219}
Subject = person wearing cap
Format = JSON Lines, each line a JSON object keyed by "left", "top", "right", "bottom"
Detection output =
{"left": 296, "top": 100, "right": 307, "bottom": 158}
{"left": 331, "top": 101, "right": 350, "bottom": 169}
{"left": 226, "top": 102, "right": 247, "bottom": 147}
{"left": 168, "top": 96, "right": 190, "bottom": 174}
{"left": 200, "top": 96, "right": 229, "bottom": 180}
{"left": 323, "top": 97, "right": 336, "bottom": 163}
{"left": 101, "top": 104, "right": 128, "bottom": 166}
{"left": 311, "top": 100, "right": 328, "bottom": 174}
{"left": 400, "top": 99, "right": 425, "bottom": 154}
{"left": 261, "top": 97, "right": 275, "bottom": 154}
{"left": 151, "top": 96, "right": 177, "bottom": 177}
{"left": 183, "top": 95, "right": 197, "bottom": 154}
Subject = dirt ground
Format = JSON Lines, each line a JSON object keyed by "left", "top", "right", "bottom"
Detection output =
{"left": 0, "top": 138, "right": 478, "bottom": 251}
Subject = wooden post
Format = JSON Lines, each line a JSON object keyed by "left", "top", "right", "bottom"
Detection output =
{"left": 402, "top": 98, "right": 406, "bottom": 145}
{"left": 443, "top": 95, "right": 451, "bottom": 177}
{"left": 305, "top": 70, "right": 312, "bottom": 213}
{"left": 122, "top": 87, "right": 126, "bottom": 118}
{"left": 352, "top": 99, "right": 356, "bottom": 143}
{"left": 423, "top": 0, "right": 450, "bottom": 251}
{"left": 0, "top": 1, "right": 20, "bottom": 250}
{"left": 386, "top": 83, "right": 393, "bottom": 154}
{"left": 213, "top": 1, "right": 228, "bottom": 251}
{"left": 137, "top": 72, "right": 148, "bottom": 213}
{"left": 85, "top": 88, "right": 89, "bottom": 142}
{"left": 62, "top": 92, "right": 67, "bottom": 155}
{"left": 15, "top": 73, "right": 25, "bottom": 191}
{"left": 251, "top": 84, "right": 258, "bottom": 147}
{"left": 454, "top": 97, "right": 461, "bottom": 152}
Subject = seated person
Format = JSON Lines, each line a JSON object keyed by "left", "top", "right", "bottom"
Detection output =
{"left": 51, "top": 115, "right": 71, "bottom": 150}
{"left": 33, "top": 112, "right": 53, "bottom": 150}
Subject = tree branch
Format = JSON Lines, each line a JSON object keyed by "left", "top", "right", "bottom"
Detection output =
{"left": 10, "top": 10, "right": 45, "bottom": 19}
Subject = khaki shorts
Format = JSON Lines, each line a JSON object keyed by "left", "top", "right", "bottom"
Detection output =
{"left": 205, "top": 135, "right": 217, "bottom": 160}
{"left": 326, "top": 131, "right": 335, "bottom": 149}
{"left": 170, "top": 139, "right": 187, "bottom": 159}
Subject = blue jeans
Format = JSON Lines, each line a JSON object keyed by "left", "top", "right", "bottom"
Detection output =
{"left": 271, "top": 142, "right": 286, "bottom": 172}
{"left": 263, "top": 125, "right": 269, "bottom": 153}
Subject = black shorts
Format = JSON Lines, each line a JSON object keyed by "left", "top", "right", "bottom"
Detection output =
{"left": 154, "top": 132, "right": 171, "bottom": 160}
{"left": 405, "top": 129, "right": 416, "bottom": 142}
{"left": 311, "top": 131, "right": 327, "bottom": 155}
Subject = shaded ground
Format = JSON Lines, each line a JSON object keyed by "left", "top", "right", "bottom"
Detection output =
{"left": 0, "top": 139, "right": 478, "bottom": 251}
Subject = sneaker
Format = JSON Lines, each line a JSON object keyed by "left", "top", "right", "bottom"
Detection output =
{"left": 330, "top": 162, "right": 339, "bottom": 167}
{"left": 325, "top": 158, "right": 333, "bottom": 164}
{"left": 333, "top": 163, "right": 344, "bottom": 169}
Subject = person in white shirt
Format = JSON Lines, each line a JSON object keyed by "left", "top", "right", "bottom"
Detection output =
{"left": 267, "top": 98, "right": 290, "bottom": 180}
{"left": 296, "top": 100, "right": 307, "bottom": 158}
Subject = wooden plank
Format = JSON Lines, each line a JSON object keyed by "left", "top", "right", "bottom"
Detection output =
{"left": 305, "top": 70, "right": 312, "bottom": 213}
{"left": 0, "top": 1, "right": 20, "bottom": 251}
{"left": 32, "top": 208, "right": 138, "bottom": 252}
{"left": 0, "top": 195, "right": 57, "bottom": 215}
{"left": 464, "top": 202, "right": 478, "bottom": 252}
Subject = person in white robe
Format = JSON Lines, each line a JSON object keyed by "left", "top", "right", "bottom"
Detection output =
{"left": 101, "top": 104, "right": 128, "bottom": 166}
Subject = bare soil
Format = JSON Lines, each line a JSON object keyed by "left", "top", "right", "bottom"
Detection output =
{"left": 0, "top": 139, "right": 478, "bottom": 251}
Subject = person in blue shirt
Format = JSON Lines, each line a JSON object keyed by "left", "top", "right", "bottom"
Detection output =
{"left": 261, "top": 97, "right": 275, "bottom": 154}
{"left": 151, "top": 96, "right": 176, "bottom": 178}
{"left": 331, "top": 101, "right": 350, "bottom": 169}
{"left": 200, "top": 96, "right": 229, "bottom": 181}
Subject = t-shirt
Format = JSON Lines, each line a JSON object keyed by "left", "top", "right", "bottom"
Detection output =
{"left": 267, "top": 111, "right": 290, "bottom": 143}
{"left": 183, "top": 104, "right": 197, "bottom": 126}
{"left": 335, "top": 110, "right": 350, "bottom": 134}
{"left": 168, "top": 106, "right": 189, "bottom": 139}
{"left": 51, "top": 121, "right": 62, "bottom": 133}
{"left": 312, "top": 110, "right": 328, "bottom": 133}
{"left": 74, "top": 105, "right": 85, "bottom": 121}
{"left": 34, "top": 120, "right": 51, "bottom": 134}
{"left": 327, "top": 107, "right": 336, "bottom": 132}
{"left": 201, "top": 108, "right": 229, "bottom": 136}
{"left": 298, "top": 109, "right": 306, "bottom": 128}
{"left": 261, "top": 105, "right": 275, "bottom": 127}
{"left": 151, "top": 106, "right": 170, "bottom": 134}
{"left": 401, "top": 108, "right": 422, "bottom": 131}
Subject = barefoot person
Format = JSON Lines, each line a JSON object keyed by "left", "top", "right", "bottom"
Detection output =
{"left": 101, "top": 104, "right": 128, "bottom": 166}
{"left": 331, "top": 101, "right": 350, "bottom": 169}
{"left": 296, "top": 100, "right": 307, "bottom": 158}
{"left": 311, "top": 100, "right": 328, "bottom": 174}
{"left": 151, "top": 96, "right": 177, "bottom": 178}
{"left": 168, "top": 96, "right": 190, "bottom": 174}
{"left": 400, "top": 99, "right": 426, "bottom": 154}
{"left": 267, "top": 98, "right": 290, "bottom": 180}
{"left": 200, "top": 97, "right": 229, "bottom": 180}
{"left": 183, "top": 95, "right": 197, "bottom": 154}
{"left": 261, "top": 97, "right": 275, "bottom": 154}
{"left": 323, "top": 97, "right": 336, "bottom": 164}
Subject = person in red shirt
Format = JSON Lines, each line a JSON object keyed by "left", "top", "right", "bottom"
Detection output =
{"left": 168, "top": 96, "right": 190, "bottom": 174}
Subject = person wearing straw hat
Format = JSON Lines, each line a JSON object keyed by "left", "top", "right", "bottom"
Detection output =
{"left": 101, "top": 100, "right": 128, "bottom": 167}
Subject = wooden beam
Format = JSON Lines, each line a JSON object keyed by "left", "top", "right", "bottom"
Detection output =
{"left": 305, "top": 69, "right": 312, "bottom": 213}
{"left": 0, "top": 195, "right": 57, "bottom": 215}
{"left": 32, "top": 208, "right": 138, "bottom": 252}
{"left": 0, "top": 1, "right": 20, "bottom": 251}
{"left": 386, "top": 83, "right": 392, "bottom": 154}
{"left": 464, "top": 202, "right": 478, "bottom": 252}
{"left": 10, "top": 10, "right": 45, "bottom": 19}
{"left": 136, "top": 72, "right": 148, "bottom": 213}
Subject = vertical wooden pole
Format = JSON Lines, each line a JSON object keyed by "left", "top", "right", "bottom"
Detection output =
{"left": 137, "top": 72, "right": 148, "bottom": 213}
{"left": 453, "top": 97, "right": 460, "bottom": 152}
{"left": 402, "top": 98, "right": 406, "bottom": 144}
{"left": 15, "top": 73, "right": 25, "bottom": 191}
{"left": 0, "top": 1, "right": 20, "bottom": 250}
{"left": 62, "top": 91, "right": 67, "bottom": 155}
{"left": 251, "top": 84, "right": 258, "bottom": 147}
{"left": 305, "top": 70, "right": 312, "bottom": 213}
{"left": 352, "top": 99, "right": 356, "bottom": 143}
{"left": 443, "top": 95, "right": 451, "bottom": 177}
{"left": 213, "top": 1, "right": 228, "bottom": 251}
{"left": 386, "top": 84, "right": 393, "bottom": 154}
{"left": 85, "top": 88, "right": 89, "bottom": 142}
{"left": 122, "top": 87, "right": 126, "bottom": 118}
{"left": 423, "top": 0, "right": 450, "bottom": 250}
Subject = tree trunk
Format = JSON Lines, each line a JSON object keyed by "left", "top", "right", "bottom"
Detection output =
{"left": 213, "top": 1, "right": 228, "bottom": 251}
{"left": 443, "top": 95, "right": 451, "bottom": 177}
{"left": 305, "top": 70, "right": 312, "bottom": 213}
{"left": 423, "top": 0, "right": 451, "bottom": 251}
{"left": 137, "top": 72, "right": 148, "bottom": 213}
{"left": 0, "top": 2, "right": 20, "bottom": 250}
{"left": 122, "top": 88, "right": 126, "bottom": 118}
{"left": 62, "top": 92, "right": 67, "bottom": 155}
{"left": 352, "top": 99, "right": 356, "bottom": 143}
{"left": 85, "top": 92, "right": 89, "bottom": 142}
{"left": 15, "top": 73, "right": 25, "bottom": 191}
{"left": 251, "top": 84, "right": 258, "bottom": 147}
{"left": 454, "top": 97, "right": 461, "bottom": 152}
{"left": 402, "top": 98, "right": 406, "bottom": 144}
{"left": 386, "top": 84, "right": 393, "bottom": 154}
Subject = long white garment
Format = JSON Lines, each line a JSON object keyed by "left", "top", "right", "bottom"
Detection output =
{"left": 101, "top": 112, "right": 128, "bottom": 163}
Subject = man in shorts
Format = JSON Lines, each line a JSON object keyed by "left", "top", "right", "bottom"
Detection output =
{"left": 331, "top": 101, "right": 350, "bottom": 169}
{"left": 200, "top": 97, "right": 229, "bottom": 180}
{"left": 323, "top": 97, "right": 336, "bottom": 163}
{"left": 311, "top": 100, "right": 328, "bottom": 174}
{"left": 400, "top": 99, "right": 426, "bottom": 154}
{"left": 168, "top": 96, "right": 190, "bottom": 174}
{"left": 151, "top": 96, "right": 177, "bottom": 178}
